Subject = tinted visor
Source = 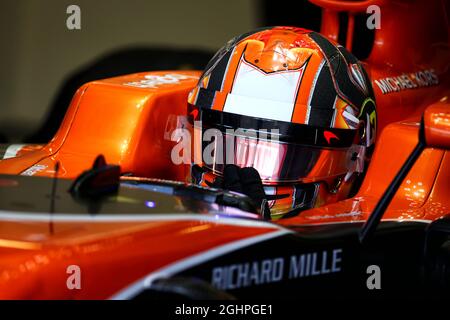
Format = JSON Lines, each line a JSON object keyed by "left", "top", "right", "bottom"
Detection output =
{"left": 196, "top": 108, "right": 362, "bottom": 184}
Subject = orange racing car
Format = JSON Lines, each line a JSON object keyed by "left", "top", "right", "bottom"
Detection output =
{"left": 0, "top": 0, "right": 449, "bottom": 299}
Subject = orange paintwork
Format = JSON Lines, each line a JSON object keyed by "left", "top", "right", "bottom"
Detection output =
{"left": 0, "top": 218, "right": 278, "bottom": 299}
{"left": 278, "top": 0, "right": 450, "bottom": 227}
{"left": 0, "top": 71, "right": 200, "bottom": 181}
{"left": 279, "top": 121, "right": 450, "bottom": 226}
{"left": 424, "top": 102, "right": 450, "bottom": 149}
{"left": 0, "top": 0, "right": 448, "bottom": 300}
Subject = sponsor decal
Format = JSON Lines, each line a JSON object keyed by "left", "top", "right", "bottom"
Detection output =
{"left": 20, "top": 164, "right": 47, "bottom": 176}
{"left": 306, "top": 199, "right": 363, "bottom": 220}
{"left": 374, "top": 69, "right": 439, "bottom": 94}
{"left": 110, "top": 230, "right": 291, "bottom": 299}
{"left": 306, "top": 211, "right": 363, "bottom": 220}
{"left": 323, "top": 131, "right": 339, "bottom": 144}
{"left": 211, "top": 248, "right": 342, "bottom": 290}
{"left": 124, "top": 73, "right": 198, "bottom": 89}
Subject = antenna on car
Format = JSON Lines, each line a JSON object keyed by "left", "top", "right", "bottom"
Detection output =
{"left": 359, "top": 122, "right": 426, "bottom": 244}
{"left": 49, "top": 161, "right": 60, "bottom": 235}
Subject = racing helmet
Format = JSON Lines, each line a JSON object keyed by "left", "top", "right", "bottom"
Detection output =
{"left": 188, "top": 26, "right": 377, "bottom": 219}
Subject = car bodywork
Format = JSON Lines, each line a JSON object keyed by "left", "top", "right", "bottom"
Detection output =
{"left": 0, "top": 0, "right": 449, "bottom": 299}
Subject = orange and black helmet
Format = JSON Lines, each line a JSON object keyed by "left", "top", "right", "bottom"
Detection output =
{"left": 188, "top": 26, "right": 377, "bottom": 218}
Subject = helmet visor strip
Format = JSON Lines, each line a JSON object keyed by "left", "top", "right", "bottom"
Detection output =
{"left": 196, "top": 108, "right": 363, "bottom": 184}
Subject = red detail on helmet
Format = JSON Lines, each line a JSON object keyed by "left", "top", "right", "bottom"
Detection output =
{"left": 189, "top": 108, "right": 199, "bottom": 120}
{"left": 324, "top": 131, "right": 339, "bottom": 144}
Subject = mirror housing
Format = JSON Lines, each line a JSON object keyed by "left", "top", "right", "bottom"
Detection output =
{"left": 360, "top": 101, "right": 449, "bottom": 244}
{"left": 423, "top": 102, "right": 450, "bottom": 149}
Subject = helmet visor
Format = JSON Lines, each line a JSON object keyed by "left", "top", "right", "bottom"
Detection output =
{"left": 196, "top": 108, "right": 363, "bottom": 184}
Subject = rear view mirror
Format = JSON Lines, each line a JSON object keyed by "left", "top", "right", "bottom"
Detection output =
{"left": 424, "top": 102, "right": 450, "bottom": 149}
